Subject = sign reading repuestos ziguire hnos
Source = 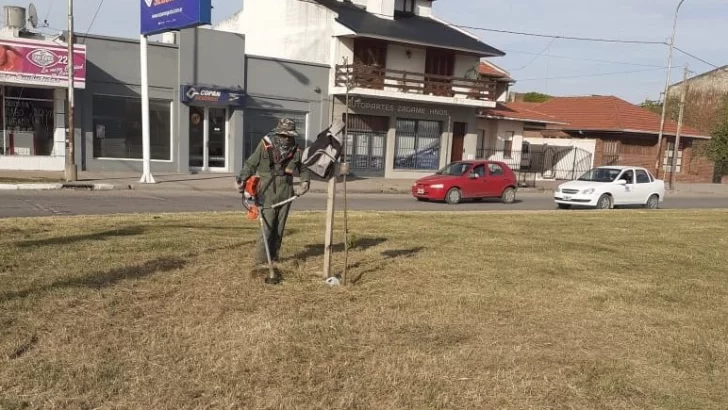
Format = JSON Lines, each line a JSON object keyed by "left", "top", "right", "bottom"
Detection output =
{"left": 0, "top": 38, "right": 86, "bottom": 89}
{"left": 140, "top": 0, "right": 212, "bottom": 36}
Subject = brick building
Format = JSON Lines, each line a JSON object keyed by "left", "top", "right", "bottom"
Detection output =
{"left": 517, "top": 96, "right": 716, "bottom": 183}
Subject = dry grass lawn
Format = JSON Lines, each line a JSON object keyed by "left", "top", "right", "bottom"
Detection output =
{"left": 1, "top": 209, "right": 727, "bottom": 409}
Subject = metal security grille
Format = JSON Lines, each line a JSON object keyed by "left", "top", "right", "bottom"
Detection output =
{"left": 244, "top": 110, "right": 307, "bottom": 157}
{"left": 394, "top": 118, "right": 442, "bottom": 170}
{"left": 344, "top": 114, "right": 388, "bottom": 176}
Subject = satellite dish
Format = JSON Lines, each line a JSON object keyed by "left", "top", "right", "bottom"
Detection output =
{"left": 27, "top": 3, "right": 38, "bottom": 28}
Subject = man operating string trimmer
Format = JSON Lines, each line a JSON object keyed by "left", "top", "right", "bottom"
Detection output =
{"left": 235, "top": 118, "right": 311, "bottom": 281}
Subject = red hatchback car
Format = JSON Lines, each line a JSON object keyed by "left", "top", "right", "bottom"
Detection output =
{"left": 411, "top": 160, "right": 518, "bottom": 204}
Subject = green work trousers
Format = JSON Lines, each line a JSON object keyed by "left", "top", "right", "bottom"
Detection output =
{"left": 256, "top": 201, "right": 292, "bottom": 264}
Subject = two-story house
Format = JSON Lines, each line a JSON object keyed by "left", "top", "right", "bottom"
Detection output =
{"left": 214, "top": 0, "right": 506, "bottom": 179}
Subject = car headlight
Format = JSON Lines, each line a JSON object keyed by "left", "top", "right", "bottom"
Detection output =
{"left": 582, "top": 188, "right": 595, "bottom": 194}
{"left": 430, "top": 184, "right": 444, "bottom": 189}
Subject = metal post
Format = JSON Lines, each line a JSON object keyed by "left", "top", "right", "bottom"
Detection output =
{"left": 342, "top": 56, "right": 351, "bottom": 285}
{"left": 139, "top": 34, "right": 156, "bottom": 183}
{"left": 64, "top": 0, "right": 77, "bottom": 182}
{"left": 655, "top": 0, "right": 687, "bottom": 179}
{"left": 669, "top": 64, "right": 689, "bottom": 191}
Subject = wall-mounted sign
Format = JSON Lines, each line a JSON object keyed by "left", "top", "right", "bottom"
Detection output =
{"left": 140, "top": 0, "right": 212, "bottom": 36}
{"left": 180, "top": 85, "right": 246, "bottom": 107}
{"left": 349, "top": 99, "right": 450, "bottom": 117}
{"left": 0, "top": 38, "right": 86, "bottom": 88}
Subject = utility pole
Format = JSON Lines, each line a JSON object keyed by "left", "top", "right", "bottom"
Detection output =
{"left": 655, "top": 0, "right": 687, "bottom": 179}
{"left": 669, "top": 64, "right": 689, "bottom": 191}
{"left": 64, "top": 0, "right": 77, "bottom": 182}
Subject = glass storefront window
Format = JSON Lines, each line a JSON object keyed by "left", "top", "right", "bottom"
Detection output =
{"left": 1, "top": 86, "right": 55, "bottom": 156}
{"left": 394, "top": 118, "right": 442, "bottom": 170}
{"left": 244, "top": 110, "right": 307, "bottom": 157}
{"left": 92, "top": 95, "right": 171, "bottom": 160}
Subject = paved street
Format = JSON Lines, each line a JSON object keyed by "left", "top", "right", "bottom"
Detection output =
{"left": 1, "top": 190, "right": 727, "bottom": 218}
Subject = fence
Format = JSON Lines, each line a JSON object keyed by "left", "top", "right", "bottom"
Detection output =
{"left": 476, "top": 145, "right": 594, "bottom": 187}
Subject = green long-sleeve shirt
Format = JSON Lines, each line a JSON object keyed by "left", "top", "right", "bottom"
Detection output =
{"left": 239, "top": 137, "right": 310, "bottom": 205}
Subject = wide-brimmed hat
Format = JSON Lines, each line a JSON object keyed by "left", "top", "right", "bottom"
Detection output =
{"left": 273, "top": 118, "right": 299, "bottom": 137}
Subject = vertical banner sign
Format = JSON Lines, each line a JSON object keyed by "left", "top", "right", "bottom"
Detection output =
{"left": 140, "top": 0, "right": 212, "bottom": 36}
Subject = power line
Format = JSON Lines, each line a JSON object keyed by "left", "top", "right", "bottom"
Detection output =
{"left": 673, "top": 46, "right": 722, "bottom": 69}
{"left": 502, "top": 48, "right": 668, "bottom": 68}
{"left": 82, "top": 0, "right": 105, "bottom": 40}
{"left": 455, "top": 24, "right": 668, "bottom": 46}
{"left": 516, "top": 66, "right": 682, "bottom": 82}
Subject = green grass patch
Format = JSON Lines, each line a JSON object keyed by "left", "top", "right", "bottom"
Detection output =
{"left": 1, "top": 210, "right": 727, "bottom": 409}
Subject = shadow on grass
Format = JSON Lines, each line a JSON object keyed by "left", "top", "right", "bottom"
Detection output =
{"left": 0, "top": 257, "right": 186, "bottom": 303}
{"left": 288, "top": 237, "right": 388, "bottom": 262}
{"left": 15, "top": 226, "right": 145, "bottom": 248}
{"left": 350, "top": 246, "right": 426, "bottom": 285}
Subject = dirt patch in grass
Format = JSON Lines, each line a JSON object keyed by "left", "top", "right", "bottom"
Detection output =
{"left": 1, "top": 210, "right": 727, "bottom": 409}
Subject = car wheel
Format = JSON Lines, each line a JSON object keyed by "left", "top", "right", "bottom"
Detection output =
{"left": 596, "top": 194, "right": 612, "bottom": 210}
{"left": 645, "top": 194, "right": 659, "bottom": 209}
{"left": 445, "top": 188, "right": 461, "bottom": 204}
{"left": 557, "top": 203, "right": 571, "bottom": 210}
{"left": 501, "top": 187, "right": 516, "bottom": 204}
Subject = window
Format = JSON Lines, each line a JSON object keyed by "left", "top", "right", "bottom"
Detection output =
{"left": 476, "top": 129, "right": 487, "bottom": 158}
{"left": 1, "top": 86, "right": 55, "bottom": 157}
{"left": 662, "top": 141, "right": 684, "bottom": 173}
{"left": 636, "top": 169, "right": 651, "bottom": 184}
{"left": 619, "top": 169, "right": 635, "bottom": 184}
{"left": 502, "top": 131, "right": 514, "bottom": 159}
{"left": 394, "top": 118, "right": 442, "bottom": 170}
{"left": 92, "top": 95, "right": 171, "bottom": 160}
{"left": 425, "top": 49, "right": 455, "bottom": 97}
{"left": 488, "top": 163, "right": 505, "bottom": 176}
{"left": 394, "top": 0, "right": 415, "bottom": 13}
{"left": 472, "top": 164, "right": 485, "bottom": 177}
{"left": 244, "top": 110, "right": 307, "bottom": 157}
{"left": 344, "top": 114, "right": 387, "bottom": 175}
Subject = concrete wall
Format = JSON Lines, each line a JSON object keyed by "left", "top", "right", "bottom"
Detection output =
{"left": 668, "top": 68, "right": 728, "bottom": 98}
{"left": 244, "top": 55, "right": 330, "bottom": 146}
{"left": 214, "top": 0, "right": 336, "bottom": 65}
{"left": 78, "top": 34, "right": 178, "bottom": 173}
{"left": 177, "top": 27, "right": 246, "bottom": 173}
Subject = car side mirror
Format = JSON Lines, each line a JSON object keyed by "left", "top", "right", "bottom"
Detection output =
{"left": 616, "top": 179, "right": 627, "bottom": 185}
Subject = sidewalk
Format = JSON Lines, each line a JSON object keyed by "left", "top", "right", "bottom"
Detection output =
{"left": 1, "top": 170, "right": 727, "bottom": 197}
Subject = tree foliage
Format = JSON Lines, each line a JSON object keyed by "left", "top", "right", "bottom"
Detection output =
{"left": 521, "top": 92, "right": 552, "bottom": 103}
{"left": 705, "top": 95, "right": 728, "bottom": 176}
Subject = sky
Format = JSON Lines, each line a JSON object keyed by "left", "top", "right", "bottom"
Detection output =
{"left": 2, "top": 0, "right": 725, "bottom": 104}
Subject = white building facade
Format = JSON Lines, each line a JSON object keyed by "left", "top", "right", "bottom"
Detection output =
{"left": 215, "top": 0, "right": 506, "bottom": 179}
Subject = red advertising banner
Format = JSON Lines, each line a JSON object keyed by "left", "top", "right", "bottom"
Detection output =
{"left": 0, "top": 37, "right": 86, "bottom": 89}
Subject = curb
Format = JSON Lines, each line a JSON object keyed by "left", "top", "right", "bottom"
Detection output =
{"left": 0, "top": 183, "right": 115, "bottom": 191}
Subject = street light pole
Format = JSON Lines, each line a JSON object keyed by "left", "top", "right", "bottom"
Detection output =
{"left": 65, "top": 0, "right": 77, "bottom": 182}
{"left": 655, "top": 0, "right": 686, "bottom": 179}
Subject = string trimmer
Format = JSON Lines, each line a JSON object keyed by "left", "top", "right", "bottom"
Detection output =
{"left": 240, "top": 176, "right": 300, "bottom": 285}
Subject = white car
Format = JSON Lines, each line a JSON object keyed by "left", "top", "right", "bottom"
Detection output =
{"left": 554, "top": 166, "right": 665, "bottom": 210}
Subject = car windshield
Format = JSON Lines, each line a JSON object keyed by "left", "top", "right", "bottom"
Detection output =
{"left": 436, "top": 162, "right": 470, "bottom": 176}
{"left": 578, "top": 167, "right": 622, "bottom": 182}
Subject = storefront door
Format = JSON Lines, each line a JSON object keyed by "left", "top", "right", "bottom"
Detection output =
{"left": 189, "top": 107, "right": 228, "bottom": 172}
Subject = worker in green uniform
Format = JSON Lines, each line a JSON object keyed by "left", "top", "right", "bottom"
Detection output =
{"left": 236, "top": 118, "right": 311, "bottom": 265}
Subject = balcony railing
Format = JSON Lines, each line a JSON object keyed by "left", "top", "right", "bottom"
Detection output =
{"left": 334, "top": 64, "right": 498, "bottom": 102}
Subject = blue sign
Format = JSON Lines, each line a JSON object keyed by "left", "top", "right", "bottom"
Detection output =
{"left": 180, "top": 85, "right": 246, "bottom": 107}
{"left": 140, "top": 0, "right": 212, "bottom": 36}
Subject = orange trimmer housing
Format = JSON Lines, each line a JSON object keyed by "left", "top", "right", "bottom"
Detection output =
{"left": 244, "top": 176, "right": 261, "bottom": 220}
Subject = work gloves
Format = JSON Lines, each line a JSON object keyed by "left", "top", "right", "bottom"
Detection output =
{"left": 235, "top": 177, "right": 246, "bottom": 193}
{"left": 296, "top": 181, "right": 310, "bottom": 197}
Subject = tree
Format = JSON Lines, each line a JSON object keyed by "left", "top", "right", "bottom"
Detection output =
{"left": 521, "top": 92, "right": 552, "bottom": 103}
{"left": 705, "top": 95, "right": 728, "bottom": 177}
{"left": 640, "top": 99, "right": 663, "bottom": 115}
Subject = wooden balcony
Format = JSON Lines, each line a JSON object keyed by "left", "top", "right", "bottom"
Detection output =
{"left": 334, "top": 64, "right": 498, "bottom": 102}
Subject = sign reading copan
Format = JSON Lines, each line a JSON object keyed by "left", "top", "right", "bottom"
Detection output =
{"left": 0, "top": 38, "right": 86, "bottom": 88}
{"left": 180, "top": 85, "right": 246, "bottom": 107}
{"left": 140, "top": 0, "right": 212, "bottom": 36}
